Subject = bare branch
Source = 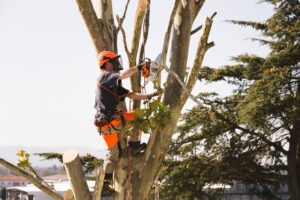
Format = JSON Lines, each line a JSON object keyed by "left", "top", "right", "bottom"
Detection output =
{"left": 190, "top": 25, "right": 202, "bottom": 35}
{"left": 117, "top": 17, "right": 130, "bottom": 57}
{"left": 138, "top": 0, "right": 151, "bottom": 63}
{"left": 92, "top": 167, "right": 105, "bottom": 200}
{"left": 206, "top": 41, "right": 215, "bottom": 50}
{"left": 76, "top": 0, "right": 110, "bottom": 52}
{"left": 160, "top": 0, "right": 180, "bottom": 67}
{"left": 0, "top": 158, "right": 63, "bottom": 200}
{"left": 184, "top": 15, "right": 215, "bottom": 103}
{"left": 130, "top": 0, "right": 149, "bottom": 64}
{"left": 211, "top": 110, "right": 289, "bottom": 155}
{"left": 116, "top": 0, "right": 131, "bottom": 34}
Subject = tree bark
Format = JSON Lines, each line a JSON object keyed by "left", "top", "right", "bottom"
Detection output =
{"left": 63, "top": 149, "right": 91, "bottom": 200}
{"left": 75, "top": 0, "right": 213, "bottom": 199}
{"left": 287, "top": 131, "right": 300, "bottom": 200}
{"left": 76, "top": 0, "right": 114, "bottom": 52}
{"left": 287, "top": 84, "right": 300, "bottom": 200}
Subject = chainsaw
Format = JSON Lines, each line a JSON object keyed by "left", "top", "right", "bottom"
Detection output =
{"left": 141, "top": 54, "right": 162, "bottom": 81}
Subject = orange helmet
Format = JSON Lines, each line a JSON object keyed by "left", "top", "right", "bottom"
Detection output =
{"left": 98, "top": 51, "right": 123, "bottom": 71}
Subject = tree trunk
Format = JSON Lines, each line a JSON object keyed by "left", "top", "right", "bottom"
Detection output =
{"left": 287, "top": 132, "right": 300, "bottom": 200}
{"left": 287, "top": 84, "right": 300, "bottom": 200}
{"left": 75, "top": 0, "right": 213, "bottom": 199}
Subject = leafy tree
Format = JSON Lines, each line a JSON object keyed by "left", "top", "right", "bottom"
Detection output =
{"left": 161, "top": 0, "right": 300, "bottom": 199}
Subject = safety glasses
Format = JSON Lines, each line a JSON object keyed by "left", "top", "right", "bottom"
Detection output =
{"left": 109, "top": 55, "right": 123, "bottom": 71}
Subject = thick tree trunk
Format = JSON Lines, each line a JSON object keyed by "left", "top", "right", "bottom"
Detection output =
{"left": 287, "top": 84, "right": 300, "bottom": 200}
{"left": 287, "top": 132, "right": 300, "bottom": 200}
{"left": 75, "top": 0, "right": 213, "bottom": 199}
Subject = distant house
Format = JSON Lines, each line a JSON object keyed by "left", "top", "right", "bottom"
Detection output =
{"left": 6, "top": 175, "right": 111, "bottom": 200}
{"left": 0, "top": 176, "right": 30, "bottom": 188}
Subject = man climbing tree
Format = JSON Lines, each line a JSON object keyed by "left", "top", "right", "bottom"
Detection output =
{"left": 94, "top": 50, "right": 158, "bottom": 195}
{"left": 0, "top": 1, "right": 216, "bottom": 199}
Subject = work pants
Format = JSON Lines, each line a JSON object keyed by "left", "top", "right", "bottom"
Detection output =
{"left": 98, "top": 111, "right": 140, "bottom": 174}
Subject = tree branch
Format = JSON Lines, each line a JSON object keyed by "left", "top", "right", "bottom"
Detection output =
{"left": 211, "top": 110, "right": 289, "bottom": 155}
{"left": 130, "top": 0, "right": 149, "bottom": 64}
{"left": 138, "top": 0, "right": 150, "bottom": 64}
{"left": 190, "top": 25, "right": 202, "bottom": 35}
{"left": 184, "top": 13, "right": 215, "bottom": 103}
{"left": 161, "top": 0, "right": 180, "bottom": 67}
{"left": 116, "top": 0, "right": 131, "bottom": 34}
{"left": 0, "top": 158, "right": 63, "bottom": 200}
{"left": 117, "top": 17, "right": 130, "bottom": 57}
{"left": 76, "top": 0, "right": 111, "bottom": 52}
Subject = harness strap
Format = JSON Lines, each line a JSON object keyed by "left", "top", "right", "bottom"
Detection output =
{"left": 96, "top": 81, "right": 131, "bottom": 99}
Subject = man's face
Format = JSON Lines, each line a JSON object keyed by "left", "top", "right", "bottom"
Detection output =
{"left": 105, "top": 62, "right": 115, "bottom": 73}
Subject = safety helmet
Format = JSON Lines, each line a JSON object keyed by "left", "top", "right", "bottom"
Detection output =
{"left": 98, "top": 51, "right": 123, "bottom": 71}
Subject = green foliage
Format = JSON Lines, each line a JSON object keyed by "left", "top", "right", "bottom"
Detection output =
{"left": 17, "top": 150, "right": 31, "bottom": 170}
{"left": 161, "top": 0, "right": 300, "bottom": 198}
{"left": 127, "top": 99, "right": 170, "bottom": 133}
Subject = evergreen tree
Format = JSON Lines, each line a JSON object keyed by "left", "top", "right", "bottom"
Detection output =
{"left": 161, "top": 0, "right": 300, "bottom": 199}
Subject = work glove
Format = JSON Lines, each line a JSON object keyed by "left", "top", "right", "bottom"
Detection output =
{"left": 137, "top": 60, "right": 150, "bottom": 70}
{"left": 147, "top": 90, "right": 159, "bottom": 100}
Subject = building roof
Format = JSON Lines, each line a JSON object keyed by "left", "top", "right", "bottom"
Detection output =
{"left": 0, "top": 175, "right": 29, "bottom": 181}
{"left": 7, "top": 181, "right": 96, "bottom": 192}
{"left": 42, "top": 174, "right": 68, "bottom": 181}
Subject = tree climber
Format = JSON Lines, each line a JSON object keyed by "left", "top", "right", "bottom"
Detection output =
{"left": 94, "top": 51, "right": 158, "bottom": 193}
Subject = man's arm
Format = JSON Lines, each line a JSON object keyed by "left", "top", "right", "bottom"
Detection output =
{"left": 127, "top": 93, "right": 149, "bottom": 100}
{"left": 127, "top": 91, "right": 159, "bottom": 100}
{"left": 119, "top": 67, "right": 138, "bottom": 80}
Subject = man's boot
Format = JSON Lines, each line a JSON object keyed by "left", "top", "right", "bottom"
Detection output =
{"left": 128, "top": 141, "right": 146, "bottom": 156}
{"left": 102, "top": 173, "right": 114, "bottom": 196}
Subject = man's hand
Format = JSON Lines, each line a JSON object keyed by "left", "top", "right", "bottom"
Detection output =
{"left": 137, "top": 60, "right": 151, "bottom": 78}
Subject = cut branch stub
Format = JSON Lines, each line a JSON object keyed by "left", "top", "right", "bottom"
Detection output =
{"left": 63, "top": 149, "right": 91, "bottom": 200}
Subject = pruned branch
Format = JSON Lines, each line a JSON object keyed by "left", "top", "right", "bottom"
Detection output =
{"left": 0, "top": 158, "right": 63, "bottom": 200}
{"left": 63, "top": 149, "right": 91, "bottom": 200}
{"left": 161, "top": 0, "right": 180, "bottom": 67}
{"left": 130, "top": 0, "right": 149, "bottom": 64}
{"left": 190, "top": 25, "right": 202, "bottom": 35}
{"left": 184, "top": 14, "right": 215, "bottom": 103}
{"left": 138, "top": 0, "right": 151, "bottom": 63}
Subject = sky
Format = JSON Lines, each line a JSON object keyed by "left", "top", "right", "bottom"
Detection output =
{"left": 0, "top": 0, "right": 273, "bottom": 150}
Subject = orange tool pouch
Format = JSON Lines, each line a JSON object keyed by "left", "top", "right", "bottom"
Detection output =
{"left": 95, "top": 111, "right": 137, "bottom": 149}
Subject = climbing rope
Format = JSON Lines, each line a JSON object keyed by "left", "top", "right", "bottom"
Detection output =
{"left": 127, "top": 148, "right": 132, "bottom": 200}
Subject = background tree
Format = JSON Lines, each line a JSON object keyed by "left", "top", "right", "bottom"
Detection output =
{"left": 160, "top": 0, "right": 300, "bottom": 199}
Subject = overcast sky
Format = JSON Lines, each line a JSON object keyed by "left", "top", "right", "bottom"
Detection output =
{"left": 0, "top": 0, "right": 273, "bottom": 150}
